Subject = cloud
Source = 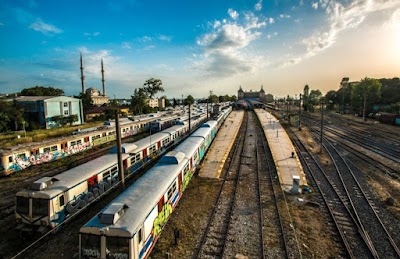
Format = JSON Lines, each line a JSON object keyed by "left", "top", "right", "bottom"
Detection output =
{"left": 139, "top": 36, "right": 152, "bottom": 42}
{"left": 213, "top": 20, "right": 221, "bottom": 28}
{"left": 279, "top": 14, "right": 291, "bottom": 19}
{"left": 228, "top": 8, "right": 239, "bottom": 20}
{"left": 122, "top": 42, "right": 132, "bottom": 49}
{"left": 29, "top": 19, "right": 62, "bottom": 35}
{"left": 269, "top": 17, "right": 275, "bottom": 24}
{"left": 195, "top": 11, "right": 266, "bottom": 77}
{"left": 312, "top": 2, "right": 318, "bottom": 10}
{"left": 255, "top": 0, "right": 263, "bottom": 11}
{"left": 282, "top": 0, "right": 400, "bottom": 67}
{"left": 159, "top": 34, "right": 172, "bottom": 42}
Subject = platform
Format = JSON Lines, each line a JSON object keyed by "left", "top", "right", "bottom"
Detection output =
{"left": 198, "top": 110, "right": 244, "bottom": 179}
{"left": 255, "top": 109, "right": 307, "bottom": 193}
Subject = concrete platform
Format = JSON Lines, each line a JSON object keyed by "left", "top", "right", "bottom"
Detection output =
{"left": 255, "top": 109, "right": 307, "bottom": 193}
{"left": 198, "top": 110, "right": 244, "bottom": 179}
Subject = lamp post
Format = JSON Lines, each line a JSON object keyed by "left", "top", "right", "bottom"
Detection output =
{"left": 22, "top": 121, "right": 26, "bottom": 138}
{"left": 320, "top": 97, "right": 325, "bottom": 153}
{"left": 298, "top": 94, "right": 302, "bottom": 130}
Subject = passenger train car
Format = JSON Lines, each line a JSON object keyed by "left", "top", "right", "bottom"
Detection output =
{"left": 0, "top": 114, "right": 173, "bottom": 176}
{"left": 78, "top": 107, "right": 231, "bottom": 259}
{"left": 14, "top": 114, "right": 209, "bottom": 233}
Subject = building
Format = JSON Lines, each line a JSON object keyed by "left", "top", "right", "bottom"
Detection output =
{"left": 148, "top": 98, "right": 165, "bottom": 108}
{"left": 80, "top": 54, "right": 109, "bottom": 106}
{"left": 238, "top": 85, "right": 266, "bottom": 102}
{"left": 86, "top": 87, "right": 109, "bottom": 106}
{"left": 15, "top": 96, "right": 84, "bottom": 129}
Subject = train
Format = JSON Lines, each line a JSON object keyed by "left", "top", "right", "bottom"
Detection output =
{"left": 0, "top": 112, "right": 182, "bottom": 176}
{"left": 14, "top": 112, "right": 209, "bottom": 233}
{"left": 78, "top": 107, "right": 231, "bottom": 259}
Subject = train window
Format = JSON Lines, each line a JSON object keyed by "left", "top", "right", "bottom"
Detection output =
{"left": 43, "top": 147, "right": 51, "bottom": 153}
{"left": 8, "top": 156, "right": 12, "bottom": 163}
{"left": 77, "top": 139, "right": 82, "bottom": 145}
{"left": 138, "top": 228, "right": 143, "bottom": 243}
{"left": 16, "top": 197, "right": 29, "bottom": 214}
{"left": 167, "top": 182, "right": 177, "bottom": 201}
{"left": 32, "top": 199, "right": 48, "bottom": 216}
{"left": 149, "top": 144, "right": 157, "bottom": 155}
{"left": 17, "top": 153, "right": 26, "bottom": 159}
{"left": 193, "top": 152, "right": 198, "bottom": 162}
{"left": 111, "top": 166, "right": 118, "bottom": 174}
{"left": 103, "top": 172, "right": 110, "bottom": 180}
{"left": 184, "top": 164, "right": 190, "bottom": 174}
{"left": 81, "top": 234, "right": 101, "bottom": 258}
{"left": 70, "top": 141, "right": 76, "bottom": 146}
{"left": 51, "top": 145, "right": 57, "bottom": 151}
{"left": 106, "top": 237, "right": 129, "bottom": 258}
{"left": 59, "top": 195, "right": 65, "bottom": 207}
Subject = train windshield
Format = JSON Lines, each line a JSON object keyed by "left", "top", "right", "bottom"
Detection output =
{"left": 107, "top": 237, "right": 129, "bottom": 259}
{"left": 81, "top": 234, "right": 101, "bottom": 259}
{"left": 32, "top": 198, "right": 48, "bottom": 216}
{"left": 16, "top": 196, "right": 29, "bottom": 214}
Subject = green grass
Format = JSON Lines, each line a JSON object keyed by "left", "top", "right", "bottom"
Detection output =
{"left": 0, "top": 122, "right": 103, "bottom": 148}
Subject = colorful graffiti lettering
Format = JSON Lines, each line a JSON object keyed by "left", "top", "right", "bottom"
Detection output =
{"left": 182, "top": 170, "right": 194, "bottom": 192}
{"left": 153, "top": 202, "right": 172, "bottom": 237}
{"left": 7, "top": 142, "right": 92, "bottom": 173}
{"left": 122, "top": 129, "right": 138, "bottom": 138}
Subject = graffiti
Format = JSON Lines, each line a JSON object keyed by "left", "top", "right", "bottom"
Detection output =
{"left": 7, "top": 142, "right": 91, "bottom": 173}
{"left": 82, "top": 249, "right": 100, "bottom": 258}
{"left": 153, "top": 202, "right": 172, "bottom": 237}
{"left": 65, "top": 142, "right": 91, "bottom": 155}
{"left": 65, "top": 177, "right": 118, "bottom": 216}
{"left": 122, "top": 128, "right": 138, "bottom": 138}
{"left": 182, "top": 170, "right": 194, "bottom": 192}
{"left": 93, "top": 135, "right": 116, "bottom": 146}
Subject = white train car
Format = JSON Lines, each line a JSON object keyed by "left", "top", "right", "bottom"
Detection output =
{"left": 15, "top": 153, "right": 126, "bottom": 232}
{"left": 78, "top": 119, "right": 223, "bottom": 259}
{"left": 14, "top": 115, "right": 205, "bottom": 232}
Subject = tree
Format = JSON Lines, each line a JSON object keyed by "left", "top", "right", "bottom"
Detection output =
{"left": 0, "top": 100, "right": 11, "bottom": 132}
{"left": 130, "top": 88, "right": 148, "bottom": 115}
{"left": 325, "top": 90, "right": 338, "bottom": 110}
{"left": 308, "top": 89, "right": 322, "bottom": 112}
{"left": 143, "top": 78, "right": 164, "bottom": 98}
{"left": 8, "top": 99, "right": 25, "bottom": 131}
{"left": 184, "top": 95, "right": 195, "bottom": 105}
{"left": 75, "top": 92, "right": 93, "bottom": 113}
{"left": 351, "top": 77, "right": 381, "bottom": 118}
{"left": 172, "top": 98, "right": 178, "bottom": 107}
{"left": 21, "top": 86, "right": 64, "bottom": 96}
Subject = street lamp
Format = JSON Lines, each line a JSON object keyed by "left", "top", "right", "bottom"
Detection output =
{"left": 320, "top": 97, "right": 325, "bottom": 153}
{"left": 298, "top": 94, "right": 302, "bottom": 130}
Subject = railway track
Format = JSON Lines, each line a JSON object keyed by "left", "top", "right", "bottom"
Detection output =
{"left": 256, "top": 118, "right": 301, "bottom": 258}
{"left": 193, "top": 112, "right": 248, "bottom": 258}
{"left": 299, "top": 120, "right": 400, "bottom": 258}
{"left": 288, "top": 130, "right": 375, "bottom": 258}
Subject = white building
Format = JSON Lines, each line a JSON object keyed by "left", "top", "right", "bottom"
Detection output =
{"left": 148, "top": 98, "right": 165, "bottom": 108}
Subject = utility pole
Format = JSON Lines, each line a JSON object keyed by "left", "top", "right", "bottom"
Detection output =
{"left": 362, "top": 91, "right": 367, "bottom": 121}
{"left": 298, "top": 93, "right": 302, "bottom": 130}
{"left": 320, "top": 98, "right": 325, "bottom": 153}
{"left": 115, "top": 110, "right": 125, "bottom": 190}
{"left": 189, "top": 103, "right": 191, "bottom": 133}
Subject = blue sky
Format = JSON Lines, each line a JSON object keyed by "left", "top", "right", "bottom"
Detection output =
{"left": 0, "top": 0, "right": 399, "bottom": 99}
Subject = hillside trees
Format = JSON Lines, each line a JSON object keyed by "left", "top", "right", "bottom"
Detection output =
{"left": 21, "top": 86, "right": 64, "bottom": 96}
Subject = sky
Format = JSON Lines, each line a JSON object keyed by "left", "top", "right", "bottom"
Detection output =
{"left": 0, "top": 0, "right": 399, "bottom": 99}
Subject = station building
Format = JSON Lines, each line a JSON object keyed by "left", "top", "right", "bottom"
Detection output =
{"left": 15, "top": 96, "right": 84, "bottom": 129}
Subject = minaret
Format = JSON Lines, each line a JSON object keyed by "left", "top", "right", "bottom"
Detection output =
{"left": 80, "top": 53, "right": 85, "bottom": 93}
{"left": 101, "top": 59, "right": 106, "bottom": 96}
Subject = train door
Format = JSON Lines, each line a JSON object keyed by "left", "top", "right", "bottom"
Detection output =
{"left": 87, "top": 175, "right": 98, "bottom": 191}
{"left": 178, "top": 173, "right": 182, "bottom": 191}
{"left": 143, "top": 149, "right": 148, "bottom": 159}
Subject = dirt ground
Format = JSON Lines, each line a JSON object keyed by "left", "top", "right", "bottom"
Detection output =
{"left": 150, "top": 113, "right": 340, "bottom": 259}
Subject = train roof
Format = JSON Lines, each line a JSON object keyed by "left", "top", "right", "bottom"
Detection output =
{"left": 190, "top": 126, "right": 213, "bottom": 139}
{"left": 16, "top": 153, "right": 128, "bottom": 199}
{"left": 161, "top": 125, "right": 187, "bottom": 134}
{"left": 201, "top": 120, "right": 218, "bottom": 128}
{"left": 115, "top": 132, "right": 170, "bottom": 154}
{"left": 80, "top": 151, "right": 189, "bottom": 237}
{"left": 174, "top": 137, "right": 203, "bottom": 158}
